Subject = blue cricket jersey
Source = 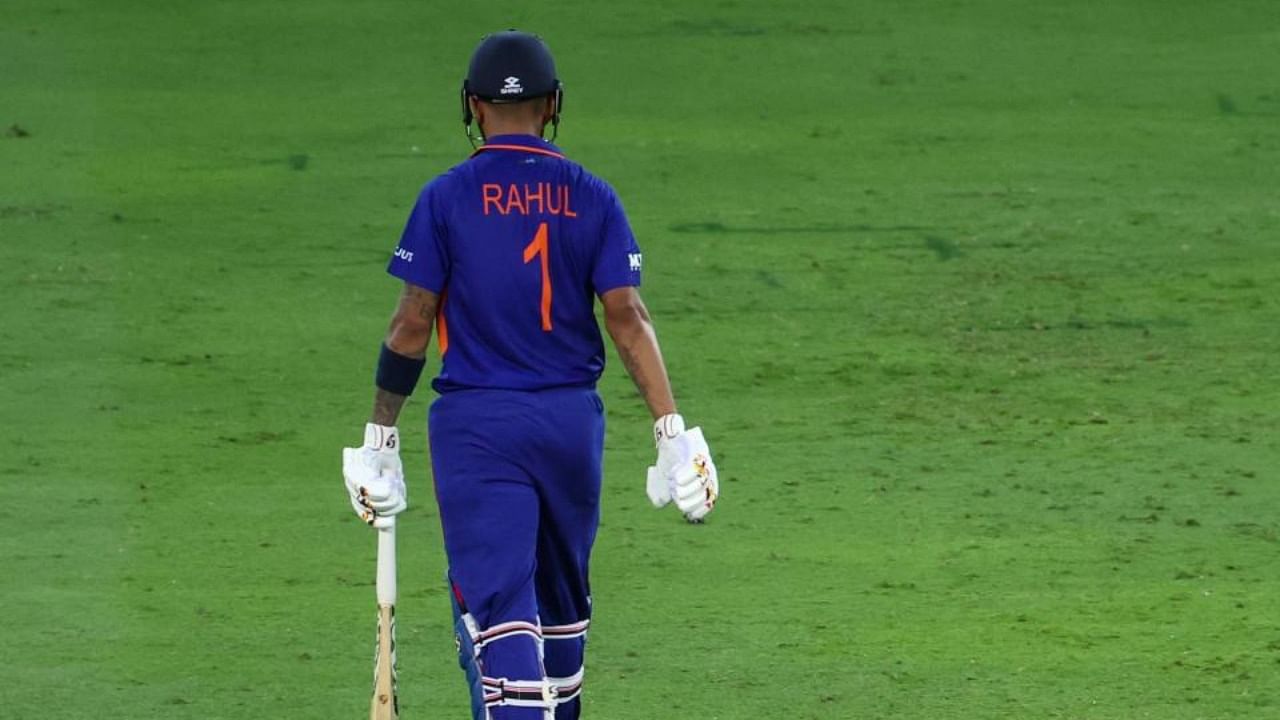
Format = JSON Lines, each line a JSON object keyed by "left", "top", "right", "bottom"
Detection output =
{"left": 387, "top": 134, "right": 642, "bottom": 392}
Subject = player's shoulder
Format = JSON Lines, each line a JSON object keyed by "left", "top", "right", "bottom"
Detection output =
{"left": 568, "top": 161, "right": 617, "bottom": 195}
{"left": 417, "top": 162, "right": 469, "bottom": 200}
{"left": 559, "top": 157, "right": 625, "bottom": 207}
{"left": 404, "top": 162, "right": 482, "bottom": 218}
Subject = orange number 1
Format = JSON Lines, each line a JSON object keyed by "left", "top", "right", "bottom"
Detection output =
{"left": 522, "top": 222, "right": 553, "bottom": 331}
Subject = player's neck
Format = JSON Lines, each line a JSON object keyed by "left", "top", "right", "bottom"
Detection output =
{"left": 481, "top": 122, "right": 547, "bottom": 141}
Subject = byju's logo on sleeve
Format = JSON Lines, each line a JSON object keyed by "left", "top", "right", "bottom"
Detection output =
{"left": 501, "top": 77, "right": 523, "bottom": 95}
{"left": 394, "top": 247, "right": 414, "bottom": 262}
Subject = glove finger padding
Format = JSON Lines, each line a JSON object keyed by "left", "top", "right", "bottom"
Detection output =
{"left": 349, "top": 496, "right": 374, "bottom": 522}
{"left": 364, "top": 494, "right": 407, "bottom": 515}
{"left": 646, "top": 465, "right": 673, "bottom": 507}
{"left": 683, "top": 503, "right": 713, "bottom": 522}
{"left": 369, "top": 513, "right": 397, "bottom": 530}
{"left": 363, "top": 477, "right": 407, "bottom": 514}
{"left": 343, "top": 447, "right": 407, "bottom": 524}
{"left": 343, "top": 448, "right": 375, "bottom": 497}
{"left": 652, "top": 427, "right": 718, "bottom": 521}
{"left": 364, "top": 496, "right": 405, "bottom": 513}
{"left": 674, "top": 453, "right": 718, "bottom": 520}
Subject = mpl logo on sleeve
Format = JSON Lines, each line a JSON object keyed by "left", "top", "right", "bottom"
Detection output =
{"left": 500, "top": 76, "right": 524, "bottom": 95}
{"left": 628, "top": 253, "right": 643, "bottom": 272}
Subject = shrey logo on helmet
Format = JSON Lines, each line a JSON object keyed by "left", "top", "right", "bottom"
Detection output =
{"left": 501, "top": 76, "right": 524, "bottom": 95}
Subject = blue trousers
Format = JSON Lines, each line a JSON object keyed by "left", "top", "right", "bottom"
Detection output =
{"left": 429, "top": 387, "right": 603, "bottom": 719}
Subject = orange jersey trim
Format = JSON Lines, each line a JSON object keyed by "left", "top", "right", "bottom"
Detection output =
{"left": 436, "top": 290, "right": 450, "bottom": 356}
{"left": 471, "top": 144, "right": 566, "bottom": 160}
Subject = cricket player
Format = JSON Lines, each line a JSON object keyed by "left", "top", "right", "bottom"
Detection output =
{"left": 341, "top": 30, "right": 719, "bottom": 719}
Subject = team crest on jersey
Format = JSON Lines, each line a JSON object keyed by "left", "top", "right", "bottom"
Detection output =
{"left": 501, "top": 76, "right": 523, "bottom": 95}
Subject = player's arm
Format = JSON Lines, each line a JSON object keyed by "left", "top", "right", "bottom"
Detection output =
{"left": 600, "top": 286, "right": 676, "bottom": 420}
{"left": 341, "top": 281, "right": 438, "bottom": 529}
{"left": 601, "top": 286, "right": 718, "bottom": 521}
{"left": 371, "top": 282, "right": 439, "bottom": 426}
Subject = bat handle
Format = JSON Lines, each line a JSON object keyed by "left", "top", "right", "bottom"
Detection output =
{"left": 376, "top": 524, "right": 397, "bottom": 606}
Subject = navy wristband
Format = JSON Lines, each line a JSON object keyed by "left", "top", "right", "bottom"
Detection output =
{"left": 375, "top": 344, "right": 426, "bottom": 396}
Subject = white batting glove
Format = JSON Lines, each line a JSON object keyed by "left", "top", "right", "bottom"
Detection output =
{"left": 342, "top": 423, "right": 407, "bottom": 529}
{"left": 646, "top": 414, "right": 719, "bottom": 522}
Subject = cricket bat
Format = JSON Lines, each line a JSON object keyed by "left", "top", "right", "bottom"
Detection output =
{"left": 370, "top": 524, "right": 399, "bottom": 720}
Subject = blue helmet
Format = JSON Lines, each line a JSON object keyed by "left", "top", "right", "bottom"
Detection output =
{"left": 465, "top": 30, "right": 559, "bottom": 102}
{"left": 461, "top": 30, "right": 564, "bottom": 141}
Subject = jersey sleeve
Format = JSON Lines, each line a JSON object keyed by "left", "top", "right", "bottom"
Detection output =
{"left": 591, "top": 189, "right": 642, "bottom": 294}
{"left": 387, "top": 181, "right": 449, "bottom": 292}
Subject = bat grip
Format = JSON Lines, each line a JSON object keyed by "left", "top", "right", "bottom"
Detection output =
{"left": 376, "top": 524, "right": 397, "bottom": 606}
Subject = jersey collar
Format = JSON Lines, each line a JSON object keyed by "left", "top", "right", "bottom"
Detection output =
{"left": 471, "top": 134, "right": 565, "bottom": 160}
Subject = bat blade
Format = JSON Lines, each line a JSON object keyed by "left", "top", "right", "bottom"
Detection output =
{"left": 370, "top": 603, "right": 398, "bottom": 720}
{"left": 370, "top": 525, "right": 399, "bottom": 720}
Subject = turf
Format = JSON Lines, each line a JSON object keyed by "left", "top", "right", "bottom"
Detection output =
{"left": 2, "top": 1, "right": 1279, "bottom": 718}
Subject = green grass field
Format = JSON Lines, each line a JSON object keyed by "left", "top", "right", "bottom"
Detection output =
{"left": 3, "top": 1, "right": 1279, "bottom": 717}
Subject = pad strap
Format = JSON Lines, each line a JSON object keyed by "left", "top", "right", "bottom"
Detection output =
{"left": 482, "top": 677, "right": 557, "bottom": 710}
{"left": 542, "top": 619, "right": 590, "bottom": 640}
{"left": 474, "top": 620, "right": 543, "bottom": 650}
{"left": 547, "top": 667, "right": 585, "bottom": 703}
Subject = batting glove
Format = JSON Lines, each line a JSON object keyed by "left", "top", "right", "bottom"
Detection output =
{"left": 342, "top": 423, "right": 407, "bottom": 529}
{"left": 646, "top": 413, "right": 719, "bottom": 522}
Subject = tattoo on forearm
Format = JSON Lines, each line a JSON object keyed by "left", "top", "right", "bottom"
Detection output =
{"left": 618, "top": 339, "right": 653, "bottom": 403}
{"left": 614, "top": 324, "right": 676, "bottom": 419}
{"left": 384, "top": 283, "right": 438, "bottom": 358}
{"left": 372, "top": 388, "right": 408, "bottom": 426}
{"left": 368, "top": 283, "right": 437, "bottom": 426}
{"left": 409, "top": 285, "right": 439, "bottom": 323}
